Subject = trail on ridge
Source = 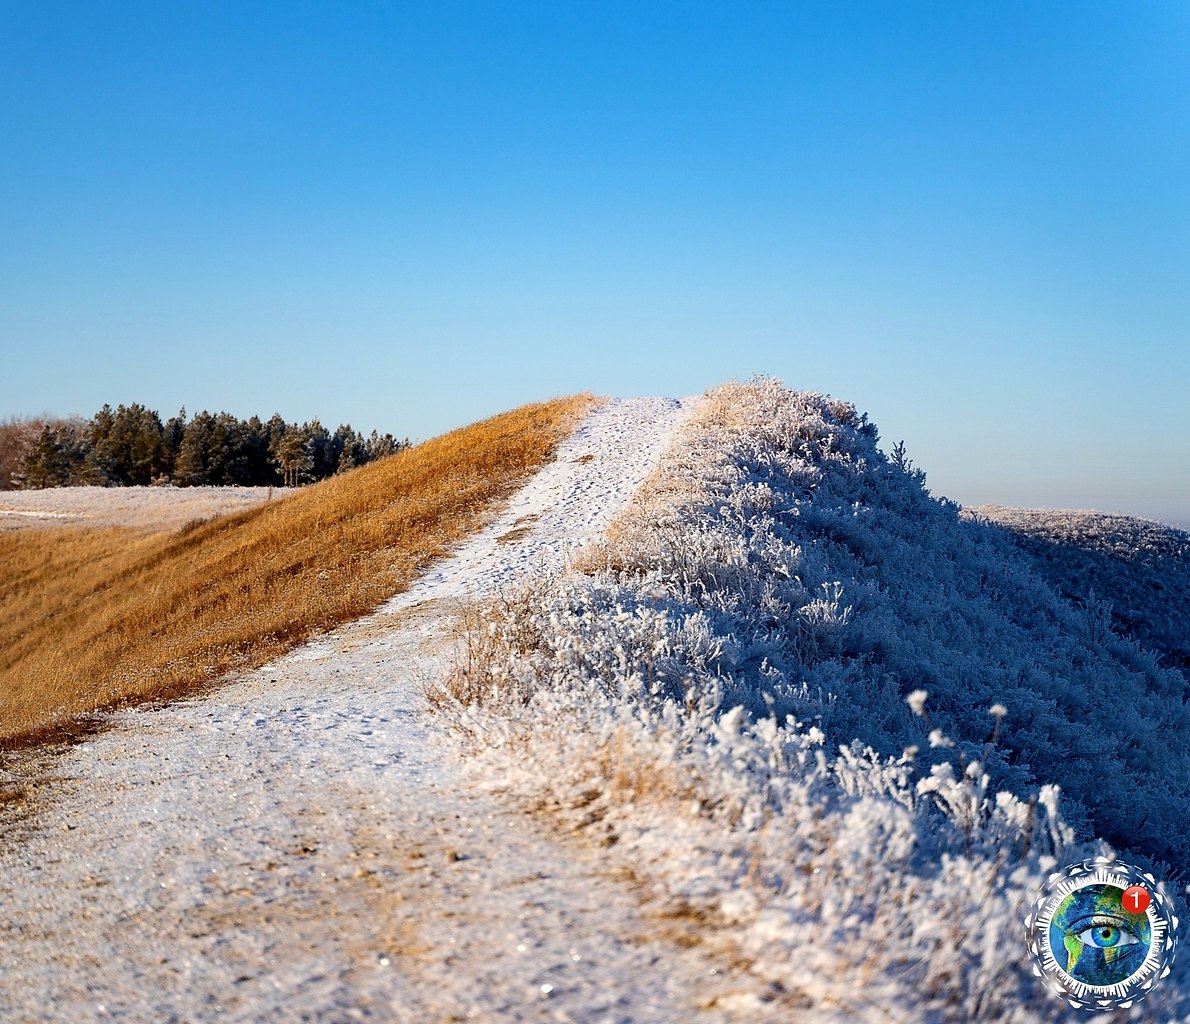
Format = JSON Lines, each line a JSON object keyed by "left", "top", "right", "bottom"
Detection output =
{"left": 0, "top": 397, "right": 777, "bottom": 1024}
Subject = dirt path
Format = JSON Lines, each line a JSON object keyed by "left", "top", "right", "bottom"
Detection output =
{"left": 0, "top": 398, "right": 773, "bottom": 1023}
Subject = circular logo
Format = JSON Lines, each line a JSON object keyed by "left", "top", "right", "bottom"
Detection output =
{"left": 1024, "top": 858, "right": 1179, "bottom": 1010}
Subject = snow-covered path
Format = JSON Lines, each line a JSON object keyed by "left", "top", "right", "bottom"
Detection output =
{"left": 0, "top": 398, "right": 773, "bottom": 1024}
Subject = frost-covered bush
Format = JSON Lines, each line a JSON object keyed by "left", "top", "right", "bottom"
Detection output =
{"left": 570, "top": 379, "right": 1190, "bottom": 869}
{"left": 438, "top": 378, "right": 1190, "bottom": 1021}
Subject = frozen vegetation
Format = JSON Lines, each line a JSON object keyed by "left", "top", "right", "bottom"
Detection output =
{"left": 973, "top": 505, "right": 1190, "bottom": 685}
{"left": 5, "top": 384, "right": 1189, "bottom": 1022}
{"left": 441, "top": 378, "right": 1190, "bottom": 1021}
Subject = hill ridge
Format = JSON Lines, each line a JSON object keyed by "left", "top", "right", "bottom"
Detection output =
{"left": 0, "top": 396, "right": 743, "bottom": 1023}
{"left": 4, "top": 381, "right": 1190, "bottom": 1022}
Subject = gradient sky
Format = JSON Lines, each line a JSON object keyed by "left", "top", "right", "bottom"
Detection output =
{"left": 2, "top": 1, "right": 1187, "bottom": 527}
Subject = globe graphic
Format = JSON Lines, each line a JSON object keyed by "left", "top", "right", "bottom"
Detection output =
{"left": 1048, "top": 884, "right": 1152, "bottom": 986}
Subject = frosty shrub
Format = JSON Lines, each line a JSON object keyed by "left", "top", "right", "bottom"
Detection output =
{"left": 439, "top": 378, "right": 1190, "bottom": 1022}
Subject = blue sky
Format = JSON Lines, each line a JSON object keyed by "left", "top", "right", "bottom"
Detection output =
{"left": 1, "top": 1, "right": 1187, "bottom": 526}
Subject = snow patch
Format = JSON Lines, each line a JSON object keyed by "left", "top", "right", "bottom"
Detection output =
{"left": 0, "top": 397, "right": 767, "bottom": 1024}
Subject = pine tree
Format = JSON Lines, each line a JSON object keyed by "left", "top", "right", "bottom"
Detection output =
{"left": 126, "top": 404, "right": 167, "bottom": 484}
{"left": 17, "top": 422, "right": 95, "bottom": 488}
{"left": 208, "top": 412, "right": 248, "bottom": 484}
{"left": 304, "top": 419, "right": 332, "bottom": 480}
{"left": 175, "top": 411, "right": 216, "bottom": 485}
{"left": 273, "top": 430, "right": 313, "bottom": 487}
{"left": 91, "top": 404, "right": 166, "bottom": 485}
{"left": 364, "top": 430, "right": 401, "bottom": 462}
{"left": 89, "top": 404, "right": 115, "bottom": 479}
{"left": 19, "top": 427, "right": 66, "bottom": 489}
{"left": 161, "top": 408, "right": 186, "bottom": 482}
{"left": 332, "top": 424, "right": 362, "bottom": 474}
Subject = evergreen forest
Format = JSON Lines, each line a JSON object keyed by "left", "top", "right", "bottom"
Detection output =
{"left": 0, "top": 404, "right": 407, "bottom": 489}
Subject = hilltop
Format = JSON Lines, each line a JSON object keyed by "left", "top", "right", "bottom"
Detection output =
{"left": 2, "top": 380, "right": 1189, "bottom": 1023}
{"left": 440, "top": 378, "right": 1190, "bottom": 1020}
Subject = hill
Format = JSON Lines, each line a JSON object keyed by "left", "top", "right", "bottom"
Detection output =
{"left": 4, "top": 380, "right": 1188, "bottom": 1022}
{"left": 0, "top": 397, "right": 721, "bottom": 1024}
{"left": 0, "top": 395, "right": 592, "bottom": 747}
{"left": 973, "top": 504, "right": 1190, "bottom": 682}
{"left": 442, "top": 377, "right": 1190, "bottom": 1020}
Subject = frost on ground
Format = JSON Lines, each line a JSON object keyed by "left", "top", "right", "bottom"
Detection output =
{"left": 0, "top": 485, "right": 291, "bottom": 532}
{"left": 0, "top": 398, "right": 797, "bottom": 1024}
{"left": 441, "top": 379, "right": 1190, "bottom": 1022}
{"left": 377, "top": 396, "right": 693, "bottom": 611}
{"left": 972, "top": 504, "right": 1190, "bottom": 684}
{"left": 7, "top": 385, "right": 1190, "bottom": 1024}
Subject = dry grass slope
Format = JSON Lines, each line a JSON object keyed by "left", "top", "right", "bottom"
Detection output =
{"left": 0, "top": 395, "right": 595, "bottom": 747}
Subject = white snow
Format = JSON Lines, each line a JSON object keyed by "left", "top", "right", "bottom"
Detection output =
{"left": 0, "top": 397, "right": 776, "bottom": 1024}
{"left": 442, "top": 379, "right": 1190, "bottom": 1022}
{"left": 0, "top": 485, "right": 291, "bottom": 532}
{"left": 380, "top": 396, "right": 691, "bottom": 610}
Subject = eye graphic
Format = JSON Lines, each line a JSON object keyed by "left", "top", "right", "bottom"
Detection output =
{"left": 1072, "top": 916, "right": 1142, "bottom": 949}
{"left": 1025, "top": 860, "right": 1178, "bottom": 1011}
{"left": 1048, "top": 885, "right": 1151, "bottom": 984}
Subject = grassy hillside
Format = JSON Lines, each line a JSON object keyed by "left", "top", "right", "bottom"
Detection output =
{"left": 439, "top": 378, "right": 1190, "bottom": 1021}
{"left": 973, "top": 505, "right": 1190, "bottom": 681}
{"left": 0, "top": 394, "right": 594, "bottom": 747}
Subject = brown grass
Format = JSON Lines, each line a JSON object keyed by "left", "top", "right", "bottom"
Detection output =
{"left": 0, "top": 395, "right": 596, "bottom": 747}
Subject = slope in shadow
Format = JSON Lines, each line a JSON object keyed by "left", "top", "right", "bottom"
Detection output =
{"left": 974, "top": 506, "right": 1190, "bottom": 682}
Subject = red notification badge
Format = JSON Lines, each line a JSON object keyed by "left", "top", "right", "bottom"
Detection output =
{"left": 1122, "top": 884, "right": 1151, "bottom": 914}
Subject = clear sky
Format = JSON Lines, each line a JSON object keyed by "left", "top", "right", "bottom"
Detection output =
{"left": 1, "top": 1, "right": 1187, "bottom": 527}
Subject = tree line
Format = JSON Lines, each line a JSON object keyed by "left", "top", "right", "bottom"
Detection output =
{"left": 0, "top": 404, "right": 408, "bottom": 489}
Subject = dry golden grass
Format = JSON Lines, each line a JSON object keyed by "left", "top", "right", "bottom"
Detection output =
{"left": 0, "top": 395, "right": 596, "bottom": 747}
